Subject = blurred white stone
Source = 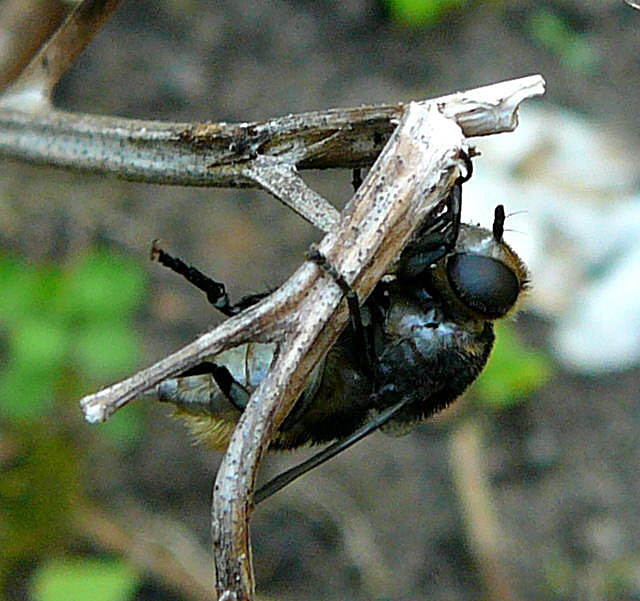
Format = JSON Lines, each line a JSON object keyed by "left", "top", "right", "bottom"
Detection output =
{"left": 461, "top": 105, "right": 640, "bottom": 373}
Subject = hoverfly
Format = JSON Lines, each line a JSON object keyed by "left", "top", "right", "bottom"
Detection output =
{"left": 152, "top": 156, "right": 528, "bottom": 502}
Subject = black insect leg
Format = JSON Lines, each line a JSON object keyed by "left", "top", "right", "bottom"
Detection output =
{"left": 151, "top": 242, "right": 257, "bottom": 410}
{"left": 428, "top": 149, "right": 472, "bottom": 255}
{"left": 422, "top": 151, "right": 472, "bottom": 258}
{"left": 351, "top": 168, "right": 363, "bottom": 191}
{"left": 439, "top": 148, "right": 472, "bottom": 253}
{"left": 396, "top": 152, "right": 472, "bottom": 280}
{"left": 457, "top": 149, "right": 474, "bottom": 184}
{"left": 151, "top": 241, "right": 266, "bottom": 317}
{"left": 179, "top": 362, "right": 250, "bottom": 411}
{"left": 255, "top": 388, "right": 408, "bottom": 504}
{"left": 305, "top": 246, "right": 377, "bottom": 382}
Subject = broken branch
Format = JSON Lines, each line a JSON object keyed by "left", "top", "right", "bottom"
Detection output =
{"left": 211, "top": 102, "right": 465, "bottom": 601}
{"left": 0, "top": 75, "right": 544, "bottom": 230}
{"left": 0, "top": 0, "right": 119, "bottom": 111}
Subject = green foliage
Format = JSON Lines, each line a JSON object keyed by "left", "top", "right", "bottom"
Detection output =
{"left": 384, "top": 0, "right": 469, "bottom": 27}
{"left": 0, "top": 426, "right": 81, "bottom": 582}
{"left": 0, "top": 249, "right": 145, "bottom": 425}
{"left": 471, "top": 322, "right": 552, "bottom": 410}
{"left": 529, "top": 9, "right": 599, "bottom": 73}
{"left": 543, "top": 549, "right": 640, "bottom": 600}
{"left": 64, "top": 250, "right": 145, "bottom": 321}
{"left": 542, "top": 548, "right": 575, "bottom": 598}
{"left": 0, "top": 247, "right": 147, "bottom": 591}
{"left": 31, "top": 557, "right": 139, "bottom": 601}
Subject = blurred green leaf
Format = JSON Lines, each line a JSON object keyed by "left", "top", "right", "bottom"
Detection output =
{"left": 0, "top": 316, "right": 67, "bottom": 419}
{"left": 0, "top": 428, "right": 80, "bottom": 567}
{"left": 73, "top": 322, "right": 140, "bottom": 379}
{"left": 10, "top": 316, "right": 68, "bottom": 370}
{"left": 385, "top": 0, "right": 469, "bottom": 26}
{"left": 0, "top": 254, "right": 33, "bottom": 320}
{"left": 0, "top": 248, "right": 145, "bottom": 424}
{"left": 0, "top": 364, "right": 54, "bottom": 419}
{"left": 65, "top": 250, "right": 146, "bottom": 320}
{"left": 472, "top": 322, "right": 553, "bottom": 410}
{"left": 31, "top": 557, "right": 139, "bottom": 601}
{"left": 99, "top": 404, "right": 145, "bottom": 449}
{"left": 1, "top": 247, "right": 147, "bottom": 587}
{"left": 529, "top": 9, "right": 598, "bottom": 73}
{"left": 0, "top": 256, "right": 63, "bottom": 322}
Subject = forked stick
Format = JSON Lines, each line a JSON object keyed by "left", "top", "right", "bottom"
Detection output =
{"left": 0, "top": 2, "right": 545, "bottom": 599}
{"left": 209, "top": 103, "right": 466, "bottom": 600}
{"left": 0, "top": 75, "right": 544, "bottom": 230}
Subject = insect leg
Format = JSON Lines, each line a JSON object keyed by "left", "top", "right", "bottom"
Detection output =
{"left": 255, "top": 391, "right": 408, "bottom": 504}
{"left": 305, "top": 246, "right": 376, "bottom": 381}
{"left": 158, "top": 361, "right": 250, "bottom": 414}
{"left": 396, "top": 152, "right": 471, "bottom": 279}
{"left": 180, "top": 361, "right": 250, "bottom": 411}
{"left": 351, "top": 168, "right": 363, "bottom": 191}
{"left": 151, "top": 241, "right": 267, "bottom": 317}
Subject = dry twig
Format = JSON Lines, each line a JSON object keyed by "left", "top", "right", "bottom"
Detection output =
{"left": 0, "top": 73, "right": 544, "bottom": 230}
{"left": 450, "top": 419, "right": 522, "bottom": 601}
{"left": 0, "top": 0, "right": 119, "bottom": 110}
{"left": 0, "top": 1, "right": 546, "bottom": 599}
{"left": 0, "top": 0, "right": 67, "bottom": 88}
{"left": 209, "top": 104, "right": 466, "bottom": 600}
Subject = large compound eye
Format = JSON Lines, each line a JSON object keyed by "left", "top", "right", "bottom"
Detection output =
{"left": 447, "top": 253, "right": 520, "bottom": 318}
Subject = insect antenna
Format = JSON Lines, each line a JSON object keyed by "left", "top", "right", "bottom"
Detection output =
{"left": 492, "top": 204, "right": 506, "bottom": 242}
{"left": 505, "top": 209, "right": 528, "bottom": 219}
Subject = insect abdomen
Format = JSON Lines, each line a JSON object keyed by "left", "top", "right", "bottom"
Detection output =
{"left": 157, "top": 342, "right": 277, "bottom": 449}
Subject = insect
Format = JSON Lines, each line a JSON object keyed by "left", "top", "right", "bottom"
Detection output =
{"left": 152, "top": 156, "right": 528, "bottom": 502}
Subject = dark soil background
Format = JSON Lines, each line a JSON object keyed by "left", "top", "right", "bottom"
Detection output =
{"left": 2, "top": 1, "right": 640, "bottom": 600}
